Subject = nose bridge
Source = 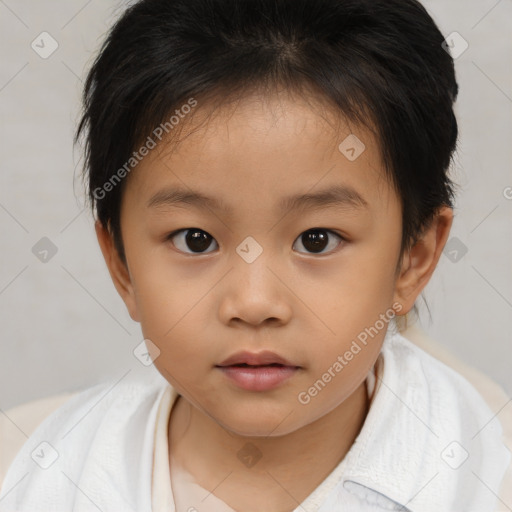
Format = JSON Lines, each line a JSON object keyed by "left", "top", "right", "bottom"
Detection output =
{"left": 218, "top": 236, "right": 291, "bottom": 326}
{"left": 233, "top": 234, "right": 276, "bottom": 294}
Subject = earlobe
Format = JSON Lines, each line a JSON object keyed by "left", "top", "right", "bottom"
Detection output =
{"left": 393, "top": 207, "right": 454, "bottom": 314}
{"left": 95, "top": 220, "right": 140, "bottom": 322}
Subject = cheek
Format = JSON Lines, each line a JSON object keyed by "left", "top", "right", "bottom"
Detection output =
{"left": 303, "top": 322, "right": 383, "bottom": 396}
{"left": 128, "top": 257, "right": 215, "bottom": 369}
{"left": 299, "top": 248, "right": 398, "bottom": 388}
{"left": 126, "top": 241, "right": 188, "bottom": 333}
{"left": 305, "top": 249, "right": 398, "bottom": 335}
{"left": 143, "top": 301, "right": 215, "bottom": 399}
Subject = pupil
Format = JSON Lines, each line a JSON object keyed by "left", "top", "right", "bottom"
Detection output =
{"left": 183, "top": 229, "right": 329, "bottom": 254}
{"left": 186, "top": 229, "right": 212, "bottom": 252}
{"left": 303, "top": 229, "right": 327, "bottom": 253}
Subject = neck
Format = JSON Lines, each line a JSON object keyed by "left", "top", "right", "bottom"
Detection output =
{"left": 168, "top": 381, "right": 369, "bottom": 511}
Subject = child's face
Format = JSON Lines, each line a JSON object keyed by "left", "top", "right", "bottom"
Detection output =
{"left": 113, "top": 92, "right": 406, "bottom": 436}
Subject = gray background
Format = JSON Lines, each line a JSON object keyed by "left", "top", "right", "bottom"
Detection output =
{"left": 0, "top": 0, "right": 511, "bottom": 410}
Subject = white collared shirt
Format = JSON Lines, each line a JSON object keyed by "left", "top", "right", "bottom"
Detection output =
{"left": 1, "top": 322, "right": 509, "bottom": 511}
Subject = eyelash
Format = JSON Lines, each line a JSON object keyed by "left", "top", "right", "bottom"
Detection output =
{"left": 165, "top": 228, "right": 346, "bottom": 256}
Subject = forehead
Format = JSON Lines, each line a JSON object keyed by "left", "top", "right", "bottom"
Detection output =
{"left": 123, "top": 91, "right": 396, "bottom": 218}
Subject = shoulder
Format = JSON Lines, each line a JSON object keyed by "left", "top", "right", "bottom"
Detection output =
{"left": 380, "top": 329, "right": 511, "bottom": 510}
{"left": 1, "top": 368, "right": 167, "bottom": 454}
{"left": 0, "top": 392, "right": 77, "bottom": 492}
{"left": 387, "top": 327, "right": 501, "bottom": 407}
{"left": 384, "top": 329, "right": 502, "bottom": 435}
{"left": 0, "top": 369, "right": 170, "bottom": 510}
{"left": 339, "top": 327, "right": 510, "bottom": 511}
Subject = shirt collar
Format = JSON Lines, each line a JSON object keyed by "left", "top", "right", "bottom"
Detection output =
{"left": 336, "top": 320, "right": 510, "bottom": 511}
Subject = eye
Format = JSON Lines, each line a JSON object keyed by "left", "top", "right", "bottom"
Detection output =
{"left": 292, "top": 228, "right": 345, "bottom": 255}
{"left": 166, "top": 228, "right": 218, "bottom": 254}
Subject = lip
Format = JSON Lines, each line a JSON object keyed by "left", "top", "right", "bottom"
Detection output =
{"left": 217, "top": 350, "right": 297, "bottom": 367}
{"left": 217, "top": 365, "right": 299, "bottom": 391}
{"left": 215, "top": 350, "right": 300, "bottom": 391}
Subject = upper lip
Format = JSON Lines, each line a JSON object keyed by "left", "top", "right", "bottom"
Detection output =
{"left": 216, "top": 350, "right": 298, "bottom": 367}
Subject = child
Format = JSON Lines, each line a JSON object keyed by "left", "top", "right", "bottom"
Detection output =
{"left": 0, "top": 0, "right": 510, "bottom": 510}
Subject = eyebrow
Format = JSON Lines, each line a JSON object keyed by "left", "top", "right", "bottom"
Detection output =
{"left": 147, "top": 184, "right": 369, "bottom": 214}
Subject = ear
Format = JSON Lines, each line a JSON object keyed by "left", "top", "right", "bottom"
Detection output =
{"left": 393, "top": 206, "right": 454, "bottom": 315}
{"left": 95, "top": 220, "right": 140, "bottom": 322}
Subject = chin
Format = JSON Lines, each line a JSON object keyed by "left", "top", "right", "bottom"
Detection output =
{"left": 213, "top": 407, "right": 305, "bottom": 438}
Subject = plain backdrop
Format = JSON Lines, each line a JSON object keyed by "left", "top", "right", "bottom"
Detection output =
{"left": 0, "top": 0, "right": 511, "bottom": 410}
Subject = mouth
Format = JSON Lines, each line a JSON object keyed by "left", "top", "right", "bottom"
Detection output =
{"left": 216, "top": 350, "right": 299, "bottom": 368}
{"left": 225, "top": 363, "right": 290, "bottom": 368}
{"left": 215, "top": 352, "right": 300, "bottom": 391}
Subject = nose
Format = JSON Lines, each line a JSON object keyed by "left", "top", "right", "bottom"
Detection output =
{"left": 217, "top": 250, "right": 293, "bottom": 329}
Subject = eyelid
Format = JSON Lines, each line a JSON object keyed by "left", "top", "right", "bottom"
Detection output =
{"left": 165, "top": 227, "right": 347, "bottom": 255}
{"left": 292, "top": 228, "right": 346, "bottom": 255}
{"left": 165, "top": 228, "right": 218, "bottom": 255}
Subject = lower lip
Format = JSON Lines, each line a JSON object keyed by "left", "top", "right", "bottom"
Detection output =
{"left": 216, "top": 365, "right": 299, "bottom": 391}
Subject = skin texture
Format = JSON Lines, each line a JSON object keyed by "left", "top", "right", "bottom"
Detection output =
{"left": 96, "top": 90, "right": 453, "bottom": 511}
